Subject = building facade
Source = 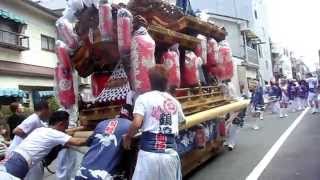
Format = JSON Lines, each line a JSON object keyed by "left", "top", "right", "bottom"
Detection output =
{"left": 197, "top": 11, "right": 259, "bottom": 94}
{"left": 192, "top": 0, "right": 274, "bottom": 83}
{"left": 271, "top": 44, "right": 292, "bottom": 79}
{"left": 0, "top": 0, "right": 59, "bottom": 106}
{"left": 271, "top": 42, "right": 310, "bottom": 81}
{"left": 291, "top": 57, "right": 310, "bottom": 80}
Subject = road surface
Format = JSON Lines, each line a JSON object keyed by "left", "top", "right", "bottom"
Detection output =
{"left": 44, "top": 109, "right": 318, "bottom": 180}
{"left": 187, "top": 109, "right": 319, "bottom": 180}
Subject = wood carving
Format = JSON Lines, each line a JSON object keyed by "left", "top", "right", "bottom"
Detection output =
{"left": 128, "top": 0, "right": 226, "bottom": 41}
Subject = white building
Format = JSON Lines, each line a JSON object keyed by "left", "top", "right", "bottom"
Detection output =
{"left": 197, "top": 11, "right": 259, "bottom": 94}
{"left": 0, "top": 0, "right": 59, "bottom": 106}
{"left": 192, "top": 0, "right": 274, "bottom": 84}
{"left": 250, "top": 0, "right": 273, "bottom": 82}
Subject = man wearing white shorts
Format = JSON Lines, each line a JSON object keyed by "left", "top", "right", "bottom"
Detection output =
{"left": 279, "top": 79, "right": 289, "bottom": 118}
{"left": 306, "top": 73, "right": 319, "bottom": 114}
{"left": 124, "top": 65, "right": 185, "bottom": 180}
{"left": 0, "top": 111, "right": 87, "bottom": 179}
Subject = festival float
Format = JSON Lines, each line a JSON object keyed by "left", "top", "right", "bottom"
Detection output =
{"left": 55, "top": 0, "right": 249, "bottom": 177}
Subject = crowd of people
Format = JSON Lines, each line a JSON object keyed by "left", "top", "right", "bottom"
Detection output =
{"left": 0, "top": 65, "right": 185, "bottom": 180}
{"left": 250, "top": 73, "right": 319, "bottom": 130}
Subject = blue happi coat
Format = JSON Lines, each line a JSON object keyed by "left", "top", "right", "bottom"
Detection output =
{"left": 251, "top": 86, "right": 264, "bottom": 108}
{"left": 75, "top": 118, "right": 131, "bottom": 180}
{"left": 269, "top": 85, "right": 282, "bottom": 99}
{"left": 287, "top": 83, "right": 297, "bottom": 100}
{"left": 297, "top": 85, "right": 308, "bottom": 98}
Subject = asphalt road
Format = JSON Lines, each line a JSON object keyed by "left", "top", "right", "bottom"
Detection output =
{"left": 186, "top": 110, "right": 311, "bottom": 180}
{"left": 44, "top": 109, "right": 319, "bottom": 180}
{"left": 260, "top": 110, "right": 320, "bottom": 180}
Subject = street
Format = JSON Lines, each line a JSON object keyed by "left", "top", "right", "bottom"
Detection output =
{"left": 186, "top": 109, "right": 318, "bottom": 180}
{"left": 44, "top": 109, "right": 319, "bottom": 180}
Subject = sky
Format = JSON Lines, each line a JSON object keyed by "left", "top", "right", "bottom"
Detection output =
{"left": 266, "top": 0, "right": 320, "bottom": 70}
{"left": 192, "top": 0, "right": 320, "bottom": 71}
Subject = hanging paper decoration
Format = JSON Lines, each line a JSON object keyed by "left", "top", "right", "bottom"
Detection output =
{"left": 207, "top": 38, "right": 219, "bottom": 66}
{"left": 56, "top": 18, "right": 79, "bottom": 50}
{"left": 99, "top": 2, "right": 113, "bottom": 41}
{"left": 130, "top": 27, "right": 156, "bottom": 93}
{"left": 183, "top": 51, "right": 199, "bottom": 86}
{"left": 117, "top": 8, "right": 133, "bottom": 56}
{"left": 161, "top": 44, "right": 181, "bottom": 88}
{"left": 195, "top": 35, "right": 207, "bottom": 65}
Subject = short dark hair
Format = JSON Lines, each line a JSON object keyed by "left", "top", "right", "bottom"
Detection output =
{"left": 10, "top": 102, "right": 20, "bottom": 113}
{"left": 148, "top": 65, "right": 169, "bottom": 92}
{"left": 49, "top": 111, "right": 69, "bottom": 126}
{"left": 34, "top": 101, "right": 49, "bottom": 112}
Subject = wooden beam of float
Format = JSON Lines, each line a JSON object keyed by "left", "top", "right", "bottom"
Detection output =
{"left": 73, "top": 100, "right": 249, "bottom": 139}
{"left": 181, "top": 100, "right": 250, "bottom": 130}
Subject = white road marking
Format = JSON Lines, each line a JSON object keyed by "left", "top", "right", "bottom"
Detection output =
{"left": 246, "top": 108, "right": 310, "bottom": 180}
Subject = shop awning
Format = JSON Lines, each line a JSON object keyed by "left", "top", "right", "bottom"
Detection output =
{"left": 39, "top": 91, "right": 55, "bottom": 97}
{"left": 0, "top": 88, "right": 26, "bottom": 98}
{"left": 0, "top": 9, "right": 26, "bottom": 25}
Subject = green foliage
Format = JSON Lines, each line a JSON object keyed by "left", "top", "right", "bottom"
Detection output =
{"left": 0, "top": 105, "right": 10, "bottom": 119}
{"left": 48, "top": 97, "right": 60, "bottom": 112}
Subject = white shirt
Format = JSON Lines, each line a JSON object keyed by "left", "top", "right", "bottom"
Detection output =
{"left": 133, "top": 91, "right": 185, "bottom": 135}
{"left": 306, "top": 77, "right": 318, "bottom": 89}
{"left": 8, "top": 113, "right": 45, "bottom": 153}
{"left": 14, "top": 127, "right": 71, "bottom": 167}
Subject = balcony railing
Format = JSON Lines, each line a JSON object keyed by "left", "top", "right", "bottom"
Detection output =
{"left": 247, "top": 46, "right": 259, "bottom": 65}
{"left": 0, "top": 29, "right": 29, "bottom": 51}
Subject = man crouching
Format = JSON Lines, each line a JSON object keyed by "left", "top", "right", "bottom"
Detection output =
{"left": 75, "top": 105, "right": 133, "bottom": 180}
{"left": 0, "top": 111, "right": 87, "bottom": 180}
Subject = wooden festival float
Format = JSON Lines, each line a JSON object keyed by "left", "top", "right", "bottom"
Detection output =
{"left": 56, "top": 0, "right": 249, "bottom": 177}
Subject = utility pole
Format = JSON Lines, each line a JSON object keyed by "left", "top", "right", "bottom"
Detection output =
{"left": 318, "top": 49, "right": 320, "bottom": 66}
{"left": 317, "top": 50, "right": 320, "bottom": 78}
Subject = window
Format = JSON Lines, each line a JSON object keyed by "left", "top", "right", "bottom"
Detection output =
{"left": 41, "top": 34, "right": 55, "bottom": 52}
{"left": 0, "top": 20, "right": 19, "bottom": 45}
{"left": 254, "top": 10, "right": 258, "bottom": 19}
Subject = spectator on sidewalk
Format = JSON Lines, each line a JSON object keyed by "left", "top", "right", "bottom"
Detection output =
{"left": 75, "top": 104, "right": 133, "bottom": 180}
{"left": 0, "top": 111, "right": 87, "bottom": 180}
{"left": 7, "top": 101, "right": 50, "bottom": 180}
{"left": 7, "top": 103, "right": 25, "bottom": 140}
{"left": 8, "top": 101, "right": 50, "bottom": 154}
{"left": 123, "top": 65, "right": 185, "bottom": 180}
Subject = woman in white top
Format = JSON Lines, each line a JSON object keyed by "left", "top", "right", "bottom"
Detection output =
{"left": 279, "top": 79, "right": 289, "bottom": 118}
{"left": 124, "top": 65, "right": 185, "bottom": 180}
